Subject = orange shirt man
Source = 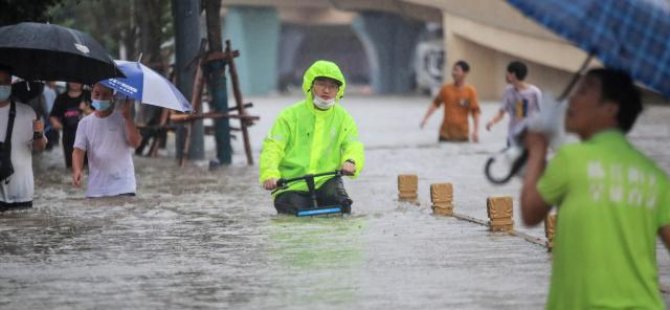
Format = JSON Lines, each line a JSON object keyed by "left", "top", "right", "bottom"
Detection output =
{"left": 421, "top": 60, "right": 480, "bottom": 142}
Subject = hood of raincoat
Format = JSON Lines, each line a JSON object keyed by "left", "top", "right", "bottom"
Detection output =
{"left": 302, "top": 60, "right": 346, "bottom": 100}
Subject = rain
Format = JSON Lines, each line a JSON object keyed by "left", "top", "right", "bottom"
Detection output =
{"left": 1, "top": 1, "right": 670, "bottom": 309}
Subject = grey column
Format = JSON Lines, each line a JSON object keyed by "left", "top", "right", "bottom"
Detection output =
{"left": 172, "top": 0, "right": 204, "bottom": 160}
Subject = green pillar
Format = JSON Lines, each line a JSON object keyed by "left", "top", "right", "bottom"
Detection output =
{"left": 223, "top": 7, "right": 280, "bottom": 95}
{"left": 205, "top": 61, "right": 232, "bottom": 165}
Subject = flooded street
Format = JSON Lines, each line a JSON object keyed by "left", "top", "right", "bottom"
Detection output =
{"left": 2, "top": 96, "right": 669, "bottom": 309}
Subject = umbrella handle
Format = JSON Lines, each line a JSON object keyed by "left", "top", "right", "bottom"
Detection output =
{"left": 484, "top": 147, "right": 529, "bottom": 185}
{"left": 558, "top": 53, "right": 595, "bottom": 101}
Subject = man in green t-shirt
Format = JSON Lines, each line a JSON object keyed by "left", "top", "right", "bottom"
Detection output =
{"left": 521, "top": 68, "right": 670, "bottom": 309}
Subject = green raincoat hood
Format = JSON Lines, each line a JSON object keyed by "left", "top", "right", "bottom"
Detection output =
{"left": 302, "top": 60, "right": 347, "bottom": 100}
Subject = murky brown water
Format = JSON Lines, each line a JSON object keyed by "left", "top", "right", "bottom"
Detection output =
{"left": 1, "top": 96, "right": 668, "bottom": 309}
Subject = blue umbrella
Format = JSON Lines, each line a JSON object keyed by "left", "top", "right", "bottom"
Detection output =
{"left": 507, "top": 0, "right": 670, "bottom": 97}
{"left": 101, "top": 60, "right": 192, "bottom": 112}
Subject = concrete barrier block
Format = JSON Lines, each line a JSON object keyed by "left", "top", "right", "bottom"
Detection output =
{"left": 545, "top": 214, "right": 557, "bottom": 251}
{"left": 430, "top": 183, "right": 453, "bottom": 203}
{"left": 487, "top": 196, "right": 513, "bottom": 219}
{"left": 431, "top": 203, "right": 453, "bottom": 216}
{"left": 398, "top": 174, "right": 418, "bottom": 201}
{"left": 487, "top": 196, "right": 514, "bottom": 232}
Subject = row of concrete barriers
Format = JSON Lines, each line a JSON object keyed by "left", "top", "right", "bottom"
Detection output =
{"left": 397, "top": 174, "right": 557, "bottom": 251}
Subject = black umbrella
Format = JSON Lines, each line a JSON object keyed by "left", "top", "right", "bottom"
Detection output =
{"left": 11, "top": 80, "right": 44, "bottom": 103}
{"left": 0, "top": 22, "right": 124, "bottom": 84}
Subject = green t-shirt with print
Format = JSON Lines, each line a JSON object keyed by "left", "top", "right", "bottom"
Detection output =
{"left": 538, "top": 130, "right": 670, "bottom": 310}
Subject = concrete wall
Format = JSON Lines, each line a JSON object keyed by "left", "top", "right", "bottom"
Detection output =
{"left": 442, "top": 11, "right": 586, "bottom": 100}
{"left": 220, "top": 0, "right": 601, "bottom": 99}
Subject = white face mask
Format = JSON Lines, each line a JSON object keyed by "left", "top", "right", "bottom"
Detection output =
{"left": 92, "top": 99, "right": 113, "bottom": 111}
{"left": 313, "top": 95, "right": 335, "bottom": 110}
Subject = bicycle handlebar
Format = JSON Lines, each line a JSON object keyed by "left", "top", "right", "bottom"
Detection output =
{"left": 277, "top": 170, "right": 350, "bottom": 187}
{"left": 271, "top": 170, "right": 351, "bottom": 194}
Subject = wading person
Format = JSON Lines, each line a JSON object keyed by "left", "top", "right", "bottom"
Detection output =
{"left": 420, "top": 60, "right": 481, "bottom": 142}
{"left": 259, "top": 60, "right": 365, "bottom": 215}
{"left": 42, "top": 81, "right": 59, "bottom": 151}
{"left": 486, "top": 61, "right": 542, "bottom": 145}
{"left": 520, "top": 68, "right": 670, "bottom": 309}
{"left": 0, "top": 65, "right": 47, "bottom": 211}
{"left": 72, "top": 83, "right": 141, "bottom": 198}
{"left": 49, "top": 82, "right": 90, "bottom": 168}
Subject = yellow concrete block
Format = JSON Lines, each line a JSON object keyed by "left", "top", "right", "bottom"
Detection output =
{"left": 398, "top": 174, "right": 418, "bottom": 201}
{"left": 545, "top": 214, "right": 557, "bottom": 251}
{"left": 430, "top": 183, "right": 453, "bottom": 203}
{"left": 398, "top": 192, "right": 418, "bottom": 200}
{"left": 487, "top": 196, "right": 513, "bottom": 220}
{"left": 431, "top": 202, "right": 454, "bottom": 216}
{"left": 489, "top": 222, "right": 514, "bottom": 232}
{"left": 489, "top": 218, "right": 514, "bottom": 226}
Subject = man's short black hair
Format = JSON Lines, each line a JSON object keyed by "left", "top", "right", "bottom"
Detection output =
{"left": 586, "top": 68, "right": 642, "bottom": 133}
{"left": 454, "top": 60, "right": 470, "bottom": 73}
{"left": 507, "top": 61, "right": 528, "bottom": 81}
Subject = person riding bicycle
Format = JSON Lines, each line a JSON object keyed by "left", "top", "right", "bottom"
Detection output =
{"left": 259, "top": 60, "right": 365, "bottom": 215}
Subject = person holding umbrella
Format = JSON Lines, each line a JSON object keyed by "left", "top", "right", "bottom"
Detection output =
{"left": 0, "top": 65, "right": 47, "bottom": 211}
{"left": 98, "top": 59, "right": 192, "bottom": 158}
{"left": 71, "top": 83, "right": 141, "bottom": 198}
{"left": 520, "top": 68, "right": 670, "bottom": 309}
{"left": 42, "top": 81, "right": 59, "bottom": 151}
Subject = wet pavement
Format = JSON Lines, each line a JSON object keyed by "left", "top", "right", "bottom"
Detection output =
{"left": 1, "top": 95, "right": 669, "bottom": 309}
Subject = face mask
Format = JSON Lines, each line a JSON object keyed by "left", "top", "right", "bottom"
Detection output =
{"left": 313, "top": 95, "right": 335, "bottom": 110}
{"left": 0, "top": 85, "right": 10, "bottom": 101}
{"left": 92, "top": 99, "right": 112, "bottom": 111}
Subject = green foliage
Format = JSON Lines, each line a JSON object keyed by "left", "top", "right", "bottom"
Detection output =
{"left": 1, "top": 0, "right": 175, "bottom": 72}
{"left": 0, "top": 0, "right": 68, "bottom": 26}
{"left": 47, "top": 0, "right": 173, "bottom": 66}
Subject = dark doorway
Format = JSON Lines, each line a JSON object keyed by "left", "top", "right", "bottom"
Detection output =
{"left": 278, "top": 24, "right": 370, "bottom": 93}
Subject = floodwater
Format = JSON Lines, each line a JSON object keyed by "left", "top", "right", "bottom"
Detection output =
{"left": 1, "top": 96, "right": 669, "bottom": 309}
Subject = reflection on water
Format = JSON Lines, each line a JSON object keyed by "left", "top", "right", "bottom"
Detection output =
{"left": 1, "top": 98, "right": 669, "bottom": 309}
{"left": 263, "top": 216, "right": 366, "bottom": 308}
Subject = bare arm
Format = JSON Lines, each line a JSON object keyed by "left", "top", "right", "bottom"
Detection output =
{"left": 124, "top": 119, "right": 142, "bottom": 148}
{"left": 32, "top": 119, "right": 47, "bottom": 151}
{"left": 121, "top": 100, "right": 142, "bottom": 148}
{"left": 471, "top": 112, "right": 480, "bottom": 142}
{"left": 420, "top": 103, "right": 439, "bottom": 129}
{"left": 72, "top": 147, "right": 85, "bottom": 187}
{"left": 49, "top": 116, "right": 63, "bottom": 130}
{"left": 660, "top": 226, "right": 670, "bottom": 251}
{"left": 486, "top": 109, "right": 506, "bottom": 131}
{"left": 520, "top": 132, "right": 552, "bottom": 226}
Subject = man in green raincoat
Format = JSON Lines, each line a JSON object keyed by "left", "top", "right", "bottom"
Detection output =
{"left": 259, "top": 60, "right": 365, "bottom": 215}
